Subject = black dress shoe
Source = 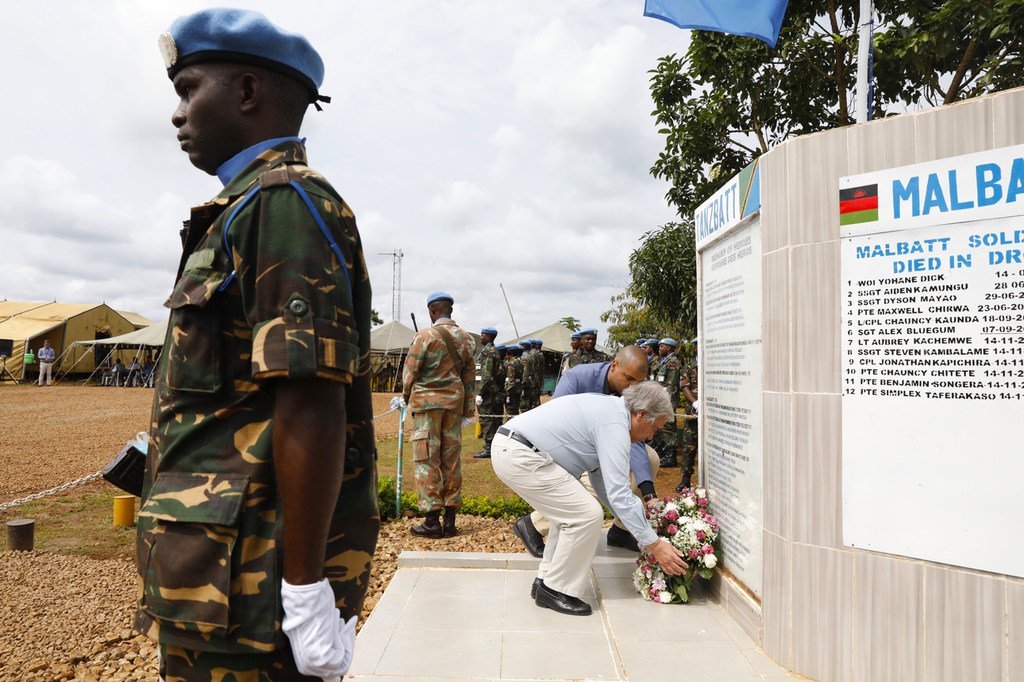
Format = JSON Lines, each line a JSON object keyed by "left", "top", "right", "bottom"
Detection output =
{"left": 530, "top": 578, "right": 542, "bottom": 599}
{"left": 534, "top": 582, "right": 592, "bottom": 616}
{"left": 606, "top": 525, "right": 639, "bottom": 552}
{"left": 512, "top": 515, "right": 545, "bottom": 558}
{"left": 473, "top": 450, "right": 491, "bottom": 459}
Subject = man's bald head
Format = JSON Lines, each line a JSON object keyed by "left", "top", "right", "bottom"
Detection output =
{"left": 606, "top": 345, "right": 650, "bottom": 395}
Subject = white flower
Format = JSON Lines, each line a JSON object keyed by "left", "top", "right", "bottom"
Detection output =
{"left": 663, "top": 503, "right": 679, "bottom": 514}
{"left": 696, "top": 488, "right": 707, "bottom": 499}
{"left": 659, "top": 591, "right": 673, "bottom": 603}
{"left": 703, "top": 554, "right": 717, "bottom": 569}
{"left": 682, "top": 497, "right": 696, "bottom": 509}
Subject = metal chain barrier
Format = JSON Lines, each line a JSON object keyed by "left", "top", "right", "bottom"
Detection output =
{"left": 0, "top": 406, "right": 405, "bottom": 511}
{"left": 0, "top": 471, "right": 104, "bottom": 511}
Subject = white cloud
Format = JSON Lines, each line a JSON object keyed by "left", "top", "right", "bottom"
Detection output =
{"left": 0, "top": 1, "right": 688, "bottom": 341}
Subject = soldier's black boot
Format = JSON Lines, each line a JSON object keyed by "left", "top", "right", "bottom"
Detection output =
{"left": 411, "top": 510, "right": 444, "bottom": 538}
{"left": 473, "top": 446, "right": 491, "bottom": 459}
{"left": 442, "top": 507, "right": 458, "bottom": 537}
{"left": 675, "top": 469, "right": 694, "bottom": 494}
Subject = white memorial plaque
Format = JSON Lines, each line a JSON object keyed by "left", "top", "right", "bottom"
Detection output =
{"left": 841, "top": 146, "right": 1024, "bottom": 578}
{"left": 700, "top": 218, "right": 764, "bottom": 596}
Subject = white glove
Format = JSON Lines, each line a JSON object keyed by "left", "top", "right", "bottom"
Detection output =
{"left": 281, "top": 579, "right": 358, "bottom": 680}
{"left": 461, "top": 417, "right": 473, "bottom": 429}
{"left": 389, "top": 396, "right": 406, "bottom": 411}
{"left": 691, "top": 400, "right": 700, "bottom": 413}
{"left": 475, "top": 395, "right": 483, "bottom": 406}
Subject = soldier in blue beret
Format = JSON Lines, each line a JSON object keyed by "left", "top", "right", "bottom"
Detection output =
{"left": 137, "top": 8, "right": 378, "bottom": 681}
{"left": 569, "top": 327, "right": 609, "bottom": 369}
{"left": 560, "top": 331, "right": 584, "bottom": 378}
{"left": 475, "top": 326, "right": 502, "bottom": 458}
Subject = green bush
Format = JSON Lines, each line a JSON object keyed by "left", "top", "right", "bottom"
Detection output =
{"left": 377, "top": 475, "right": 532, "bottom": 521}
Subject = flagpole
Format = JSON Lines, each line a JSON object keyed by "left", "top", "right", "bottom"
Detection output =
{"left": 855, "top": 0, "right": 873, "bottom": 123}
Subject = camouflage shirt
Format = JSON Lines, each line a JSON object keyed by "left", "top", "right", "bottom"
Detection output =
{"left": 655, "top": 352, "right": 682, "bottom": 408}
{"left": 681, "top": 361, "right": 698, "bottom": 403}
{"left": 520, "top": 349, "right": 538, "bottom": 391}
{"left": 476, "top": 342, "right": 500, "bottom": 404}
{"left": 504, "top": 356, "right": 523, "bottom": 396}
{"left": 135, "top": 141, "right": 377, "bottom": 655}
{"left": 402, "top": 320, "right": 476, "bottom": 416}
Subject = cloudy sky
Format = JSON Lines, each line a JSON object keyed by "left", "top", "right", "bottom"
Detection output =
{"left": 0, "top": 1, "right": 689, "bottom": 343}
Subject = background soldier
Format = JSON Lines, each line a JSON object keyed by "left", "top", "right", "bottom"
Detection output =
{"left": 571, "top": 327, "right": 609, "bottom": 366}
{"left": 677, "top": 337, "right": 699, "bottom": 491}
{"left": 136, "top": 9, "right": 378, "bottom": 680}
{"left": 520, "top": 340, "right": 538, "bottom": 412}
{"left": 402, "top": 291, "right": 476, "bottom": 538}
{"left": 643, "top": 338, "right": 659, "bottom": 378}
{"left": 495, "top": 344, "right": 508, "bottom": 420}
{"left": 653, "top": 337, "right": 682, "bottom": 468}
{"left": 559, "top": 331, "right": 582, "bottom": 376}
{"left": 474, "top": 326, "right": 501, "bottom": 459}
{"left": 505, "top": 344, "right": 524, "bottom": 417}
{"left": 529, "top": 339, "right": 545, "bottom": 408}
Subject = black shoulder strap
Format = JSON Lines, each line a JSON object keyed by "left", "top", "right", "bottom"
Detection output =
{"left": 434, "top": 325, "right": 464, "bottom": 374}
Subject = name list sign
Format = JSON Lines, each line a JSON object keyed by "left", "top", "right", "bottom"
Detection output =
{"left": 841, "top": 145, "right": 1024, "bottom": 578}
{"left": 699, "top": 218, "right": 764, "bottom": 596}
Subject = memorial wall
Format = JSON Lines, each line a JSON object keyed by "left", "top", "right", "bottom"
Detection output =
{"left": 697, "top": 88, "right": 1024, "bottom": 682}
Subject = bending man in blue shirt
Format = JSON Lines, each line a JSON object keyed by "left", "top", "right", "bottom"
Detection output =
{"left": 512, "top": 345, "right": 658, "bottom": 556}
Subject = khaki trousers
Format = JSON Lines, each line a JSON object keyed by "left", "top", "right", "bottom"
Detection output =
{"left": 38, "top": 362, "right": 53, "bottom": 385}
{"left": 531, "top": 443, "right": 659, "bottom": 538}
{"left": 491, "top": 433, "right": 602, "bottom": 599}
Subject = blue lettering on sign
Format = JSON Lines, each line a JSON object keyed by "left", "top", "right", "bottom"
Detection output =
{"left": 696, "top": 183, "right": 738, "bottom": 241}
{"left": 892, "top": 177, "right": 919, "bottom": 219}
{"left": 976, "top": 163, "right": 1002, "bottom": 206}
{"left": 890, "top": 155, "right": 1024, "bottom": 219}
{"left": 1009, "top": 158, "right": 1024, "bottom": 203}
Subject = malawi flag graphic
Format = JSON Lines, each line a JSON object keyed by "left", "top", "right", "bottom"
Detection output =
{"left": 839, "top": 183, "right": 878, "bottom": 225}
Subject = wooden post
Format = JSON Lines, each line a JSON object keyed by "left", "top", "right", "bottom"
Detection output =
{"left": 6, "top": 519, "right": 34, "bottom": 551}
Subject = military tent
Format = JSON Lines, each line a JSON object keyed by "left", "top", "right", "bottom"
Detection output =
{"left": 0, "top": 301, "right": 137, "bottom": 380}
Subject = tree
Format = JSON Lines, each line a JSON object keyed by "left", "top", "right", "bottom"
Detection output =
{"left": 649, "top": 0, "right": 1024, "bottom": 218}
{"left": 602, "top": 222, "right": 698, "bottom": 346}
{"left": 371, "top": 308, "right": 384, "bottom": 327}
{"left": 558, "top": 316, "right": 581, "bottom": 332}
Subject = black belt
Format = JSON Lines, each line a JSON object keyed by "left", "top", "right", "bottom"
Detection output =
{"left": 497, "top": 426, "right": 537, "bottom": 451}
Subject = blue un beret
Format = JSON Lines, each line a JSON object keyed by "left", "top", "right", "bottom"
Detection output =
{"left": 571, "top": 332, "right": 582, "bottom": 340}
{"left": 426, "top": 291, "right": 454, "bottom": 305}
{"left": 581, "top": 328, "right": 598, "bottom": 335}
{"left": 481, "top": 326, "right": 498, "bottom": 336}
{"left": 161, "top": 9, "right": 328, "bottom": 104}
{"left": 644, "top": 339, "right": 659, "bottom": 349}
{"left": 660, "top": 337, "right": 678, "bottom": 347}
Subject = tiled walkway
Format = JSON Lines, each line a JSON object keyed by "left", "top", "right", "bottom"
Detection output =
{"left": 349, "top": 543, "right": 801, "bottom": 682}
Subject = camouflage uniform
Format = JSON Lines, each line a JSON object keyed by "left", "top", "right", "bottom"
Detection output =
{"left": 505, "top": 354, "right": 523, "bottom": 418}
{"left": 528, "top": 347, "right": 544, "bottom": 409}
{"left": 402, "top": 320, "right": 476, "bottom": 511}
{"left": 679, "top": 360, "right": 699, "bottom": 486}
{"left": 476, "top": 342, "right": 502, "bottom": 452}
{"left": 495, "top": 352, "right": 508, "bottom": 419}
{"left": 565, "top": 348, "right": 583, "bottom": 370}
{"left": 568, "top": 347, "right": 608, "bottom": 368}
{"left": 524, "top": 348, "right": 540, "bottom": 405}
{"left": 135, "top": 141, "right": 379, "bottom": 672}
{"left": 653, "top": 351, "right": 683, "bottom": 466}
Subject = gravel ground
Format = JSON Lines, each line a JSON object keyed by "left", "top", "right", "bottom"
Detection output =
{"left": 0, "top": 385, "right": 522, "bottom": 681}
{"left": 0, "top": 518, "right": 522, "bottom": 681}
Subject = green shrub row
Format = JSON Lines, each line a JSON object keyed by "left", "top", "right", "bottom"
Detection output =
{"left": 377, "top": 475, "right": 533, "bottom": 521}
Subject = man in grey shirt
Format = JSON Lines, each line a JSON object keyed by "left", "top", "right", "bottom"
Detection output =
{"left": 492, "top": 381, "right": 688, "bottom": 615}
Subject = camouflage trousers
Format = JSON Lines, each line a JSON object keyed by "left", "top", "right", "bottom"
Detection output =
{"left": 654, "top": 422, "right": 679, "bottom": 461}
{"left": 159, "top": 642, "right": 320, "bottom": 681}
{"left": 504, "top": 393, "right": 520, "bottom": 420}
{"left": 679, "top": 417, "right": 698, "bottom": 486}
{"left": 480, "top": 396, "right": 503, "bottom": 448}
{"left": 411, "top": 409, "right": 463, "bottom": 511}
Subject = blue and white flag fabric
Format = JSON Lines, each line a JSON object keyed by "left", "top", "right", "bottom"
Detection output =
{"left": 643, "top": 0, "right": 790, "bottom": 48}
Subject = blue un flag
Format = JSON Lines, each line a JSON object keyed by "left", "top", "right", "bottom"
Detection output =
{"left": 643, "top": 0, "right": 791, "bottom": 48}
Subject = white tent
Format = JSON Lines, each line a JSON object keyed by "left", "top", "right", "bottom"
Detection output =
{"left": 74, "top": 320, "right": 168, "bottom": 348}
{"left": 505, "top": 322, "right": 609, "bottom": 355}
{"left": 370, "top": 320, "right": 416, "bottom": 353}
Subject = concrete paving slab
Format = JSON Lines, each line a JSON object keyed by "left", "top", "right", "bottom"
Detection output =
{"left": 350, "top": 551, "right": 800, "bottom": 682}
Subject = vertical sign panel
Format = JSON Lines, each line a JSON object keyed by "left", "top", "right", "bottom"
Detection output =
{"left": 700, "top": 218, "right": 764, "bottom": 596}
{"left": 841, "top": 145, "right": 1024, "bottom": 578}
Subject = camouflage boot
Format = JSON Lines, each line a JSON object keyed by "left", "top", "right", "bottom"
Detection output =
{"left": 443, "top": 507, "right": 458, "bottom": 537}
{"left": 411, "top": 510, "right": 444, "bottom": 538}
